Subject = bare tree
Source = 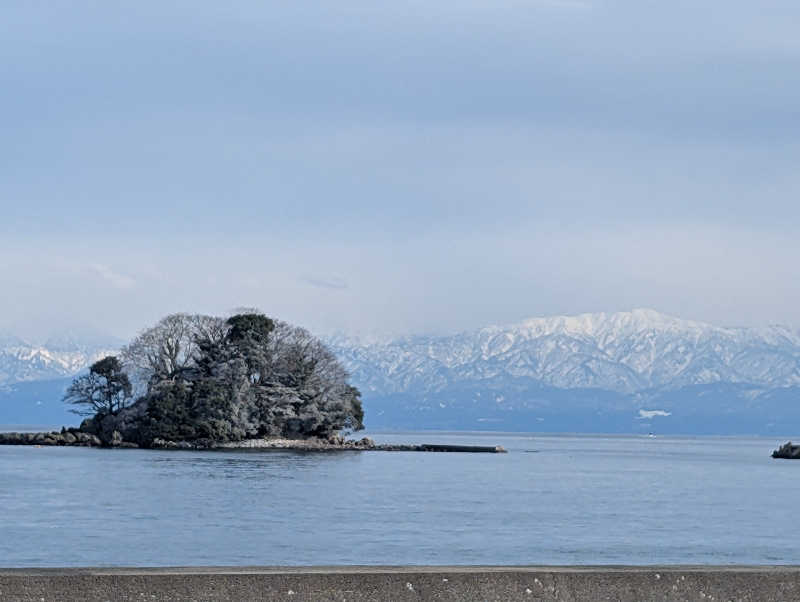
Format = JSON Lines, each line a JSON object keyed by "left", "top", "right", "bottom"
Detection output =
{"left": 120, "top": 313, "right": 227, "bottom": 391}
{"left": 265, "top": 321, "right": 363, "bottom": 433}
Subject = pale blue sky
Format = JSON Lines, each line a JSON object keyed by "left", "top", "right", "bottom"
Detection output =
{"left": 2, "top": 1, "right": 799, "bottom": 339}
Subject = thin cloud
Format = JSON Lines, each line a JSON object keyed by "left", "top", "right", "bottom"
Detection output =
{"left": 302, "top": 275, "right": 349, "bottom": 291}
{"left": 88, "top": 264, "right": 136, "bottom": 290}
{"left": 541, "top": 0, "right": 591, "bottom": 9}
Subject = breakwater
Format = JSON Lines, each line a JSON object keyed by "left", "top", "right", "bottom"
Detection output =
{"left": 1, "top": 566, "right": 798, "bottom": 601}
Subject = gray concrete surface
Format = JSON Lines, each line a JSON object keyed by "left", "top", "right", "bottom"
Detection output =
{"left": 1, "top": 566, "right": 799, "bottom": 601}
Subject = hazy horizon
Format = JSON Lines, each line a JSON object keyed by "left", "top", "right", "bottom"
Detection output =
{"left": 2, "top": 1, "right": 799, "bottom": 339}
{"left": 3, "top": 306, "right": 799, "bottom": 347}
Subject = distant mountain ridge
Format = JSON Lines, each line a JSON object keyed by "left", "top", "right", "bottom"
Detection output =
{"left": 0, "top": 333, "right": 121, "bottom": 386}
{"left": 327, "top": 309, "right": 800, "bottom": 395}
{"left": 3, "top": 310, "right": 800, "bottom": 434}
{"left": 322, "top": 309, "right": 800, "bottom": 434}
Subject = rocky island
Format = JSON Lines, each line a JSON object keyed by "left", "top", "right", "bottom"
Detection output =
{"left": 772, "top": 442, "right": 800, "bottom": 459}
{"left": 0, "top": 312, "right": 506, "bottom": 454}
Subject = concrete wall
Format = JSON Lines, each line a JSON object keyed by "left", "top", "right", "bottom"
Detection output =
{"left": 1, "top": 566, "right": 799, "bottom": 601}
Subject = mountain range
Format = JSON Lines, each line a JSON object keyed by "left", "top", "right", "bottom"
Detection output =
{"left": 326, "top": 309, "right": 800, "bottom": 434}
{"left": 328, "top": 309, "right": 800, "bottom": 395}
{"left": 2, "top": 310, "right": 800, "bottom": 434}
{"left": 0, "top": 333, "right": 120, "bottom": 386}
{"left": 0, "top": 333, "right": 121, "bottom": 426}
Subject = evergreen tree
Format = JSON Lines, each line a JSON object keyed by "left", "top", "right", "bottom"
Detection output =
{"left": 63, "top": 356, "right": 133, "bottom": 417}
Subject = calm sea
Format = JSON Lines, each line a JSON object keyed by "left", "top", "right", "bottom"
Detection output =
{"left": 0, "top": 432, "right": 797, "bottom": 567}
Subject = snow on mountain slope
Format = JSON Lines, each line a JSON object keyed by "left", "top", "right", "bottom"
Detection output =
{"left": 0, "top": 334, "right": 120, "bottom": 386}
{"left": 4, "top": 310, "right": 800, "bottom": 396}
{"left": 327, "top": 309, "right": 800, "bottom": 395}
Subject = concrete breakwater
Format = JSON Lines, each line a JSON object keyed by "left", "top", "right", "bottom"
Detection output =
{"left": 0, "top": 432, "right": 506, "bottom": 453}
{"left": 1, "top": 566, "right": 798, "bottom": 601}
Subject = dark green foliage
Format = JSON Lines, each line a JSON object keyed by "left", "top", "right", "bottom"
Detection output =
{"left": 138, "top": 382, "right": 200, "bottom": 443}
{"left": 63, "top": 355, "right": 133, "bottom": 417}
{"left": 346, "top": 385, "right": 364, "bottom": 429}
{"left": 225, "top": 313, "right": 275, "bottom": 384}
{"left": 190, "top": 378, "right": 245, "bottom": 441}
{"left": 226, "top": 313, "right": 275, "bottom": 344}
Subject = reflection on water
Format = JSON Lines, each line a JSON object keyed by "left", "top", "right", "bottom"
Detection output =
{"left": 0, "top": 432, "right": 797, "bottom": 567}
{"left": 149, "top": 449, "right": 363, "bottom": 480}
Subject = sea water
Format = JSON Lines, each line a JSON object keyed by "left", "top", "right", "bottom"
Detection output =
{"left": 0, "top": 432, "right": 797, "bottom": 567}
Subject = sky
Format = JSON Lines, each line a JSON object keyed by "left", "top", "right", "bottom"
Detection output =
{"left": 1, "top": 1, "right": 799, "bottom": 341}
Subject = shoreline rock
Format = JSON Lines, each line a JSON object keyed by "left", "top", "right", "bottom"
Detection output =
{"left": 0, "top": 429, "right": 102, "bottom": 447}
{"left": 0, "top": 431, "right": 507, "bottom": 452}
{"left": 154, "top": 437, "right": 506, "bottom": 452}
{"left": 210, "top": 436, "right": 378, "bottom": 451}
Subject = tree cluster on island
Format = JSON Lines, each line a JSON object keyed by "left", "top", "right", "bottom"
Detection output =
{"left": 64, "top": 312, "right": 364, "bottom": 447}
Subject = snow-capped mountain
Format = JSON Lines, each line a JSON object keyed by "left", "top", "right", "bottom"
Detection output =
{"left": 0, "top": 333, "right": 121, "bottom": 386}
{"left": 328, "top": 309, "right": 800, "bottom": 395}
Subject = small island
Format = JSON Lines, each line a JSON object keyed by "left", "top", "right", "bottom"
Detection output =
{"left": 0, "top": 312, "right": 506, "bottom": 454}
{"left": 772, "top": 442, "right": 800, "bottom": 459}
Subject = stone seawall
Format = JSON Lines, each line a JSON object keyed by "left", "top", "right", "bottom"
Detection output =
{"left": 1, "top": 566, "right": 798, "bottom": 601}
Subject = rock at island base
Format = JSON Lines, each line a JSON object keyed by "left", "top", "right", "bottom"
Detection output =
{"left": 110, "top": 430, "right": 124, "bottom": 447}
{"left": 0, "top": 430, "right": 506, "bottom": 453}
{"left": 0, "top": 429, "right": 103, "bottom": 447}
